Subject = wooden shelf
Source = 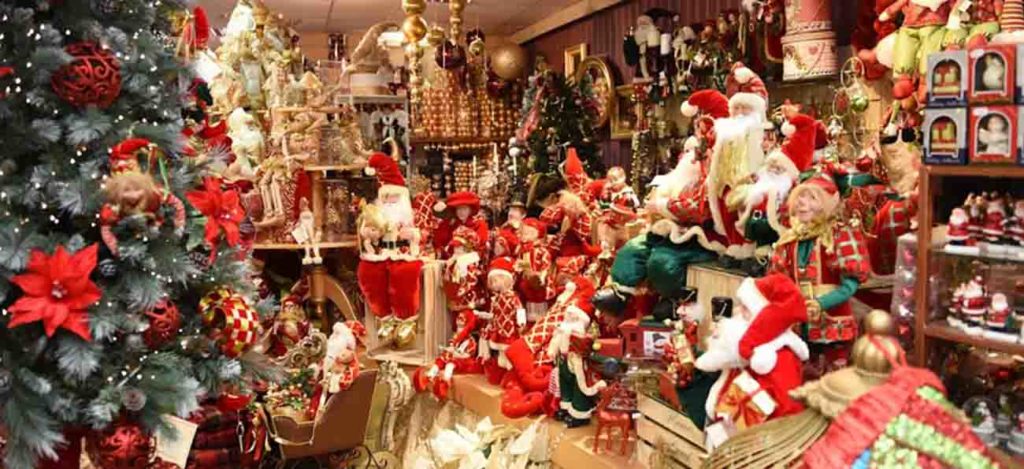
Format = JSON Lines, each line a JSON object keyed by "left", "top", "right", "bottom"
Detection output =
{"left": 409, "top": 136, "right": 510, "bottom": 145}
{"left": 334, "top": 94, "right": 406, "bottom": 105}
{"left": 252, "top": 238, "right": 357, "bottom": 251}
{"left": 922, "top": 322, "right": 1024, "bottom": 356}
{"left": 303, "top": 163, "right": 366, "bottom": 172}
{"left": 925, "top": 164, "right": 1024, "bottom": 179}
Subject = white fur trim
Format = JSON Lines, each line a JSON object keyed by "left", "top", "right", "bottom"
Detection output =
{"left": 734, "top": 66, "right": 755, "bottom": 83}
{"left": 681, "top": 101, "right": 698, "bottom": 117}
{"left": 565, "top": 305, "right": 592, "bottom": 325}
{"left": 736, "top": 277, "right": 769, "bottom": 316}
{"left": 487, "top": 269, "right": 515, "bottom": 282}
{"left": 433, "top": 201, "right": 446, "bottom": 212}
{"left": 728, "top": 92, "right": 766, "bottom": 114}
{"left": 781, "top": 121, "right": 796, "bottom": 137}
{"left": 705, "top": 369, "right": 733, "bottom": 418}
{"left": 749, "top": 330, "right": 809, "bottom": 375}
{"left": 768, "top": 150, "right": 800, "bottom": 180}
{"left": 570, "top": 353, "right": 606, "bottom": 397}
{"left": 683, "top": 136, "right": 700, "bottom": 151}
{"left": 656, "top": 220, "right": 729, "bottom": 254}
{"left": 364, "top": 166, "right": 376, "bottom": 176}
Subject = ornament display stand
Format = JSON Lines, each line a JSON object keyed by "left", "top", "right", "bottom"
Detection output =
{"left": 363, "top": 260, "right": 451, "bottom": 367}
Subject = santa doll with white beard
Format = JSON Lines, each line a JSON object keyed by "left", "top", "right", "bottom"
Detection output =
{"left": 707, "top": 62, "right": 770, "bottom": 260}
{"left": 433, "top": 191, "right": 490, "bottom": 260}
{"left": 695, "top": 274, "right": 809, "bottom": 448}
{"left": 357, "top": 153, "right": 423, "bottom": 348}
{"left": 733, "top": 112, "right": 817, "bottom": 251}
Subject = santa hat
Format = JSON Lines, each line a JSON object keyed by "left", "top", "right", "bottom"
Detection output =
{"left": 771, "top": 113, "right": 817, "bottom": 179}
{"left": 788, "top": 173, "right": 841, "bottom": 216}
{"left": 680, "top": 89, "right": 730, "bottom": 119}
{"left": 449, "top": 225, "right": 480, "bottom": 250}
{"left": 726, "top": 62, "right": 768, "bottom": 116}
{"left": 328, "top": 320, "right": 367, "bottom": 356}
{"left": 365, "top": 152, "right": 407, "bottom": 196}
{"left": 487, "top": 257, "right": 515, "bottom": 283}
{"left": 813, "top": 120, "right": 828, "bottom": 150}
{"left": 452, "top": 310, "right": 479, "bottom": 344}
{"left": 521, "top": 217, "right": 547, "bottom": 236}
{"left": 110, "top": 138, "right": 153, "bottom": 174}
{"left": 560, "top": 147, "right": 590, "bottom": 193}
{"left": 565, "top": 276, "right": 597, "bottom": 320}
{"left": 495, "top": 229, "right": 519, "bottom": 254}
{"left": 735, "top": 274, "right": 809, "bottom": 373}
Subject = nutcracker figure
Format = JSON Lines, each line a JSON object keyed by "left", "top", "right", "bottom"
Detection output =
{"left": 433, "top": 191, "right": 490, "bottom": 259}
{"left": 516, "top": 218, "right": 554, "bottom": 321}
{"left": 769, "top": 175, "right": 872, "bottom": 369}
{"left": 443, "top": 225, "right": 485, "bottom": 326}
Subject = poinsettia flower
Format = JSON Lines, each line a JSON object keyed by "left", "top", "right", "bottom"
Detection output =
{"left": 186, "top": 177, "right": 245, "bottom": 247}
{"left": 8, "top": 244, "right": 101, "bottom": 341}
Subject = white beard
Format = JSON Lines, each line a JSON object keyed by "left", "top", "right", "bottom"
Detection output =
{"left": 950, "top": 211, "right": 968, "bottom": 225}
{"left": 377, "top": 196, "right": 414, "bottom": 228}
{"left": 695, "top": 317, "right": 749, "bottom": 372}
{"left": 747, "top": 169, "right": 794, "bottom": 207}
{"left": 654, "top": 151, "right": 703, "bottom": 199}
{"left": 714, "top": 114, "right": 764, "bottom": 143}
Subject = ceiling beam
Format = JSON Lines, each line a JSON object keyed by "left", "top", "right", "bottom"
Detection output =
{"left": 508, "top": 0, "right": 625, "bottom": 45}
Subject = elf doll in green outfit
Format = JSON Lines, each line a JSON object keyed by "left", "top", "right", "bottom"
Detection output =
{"left": 769, "top": 174, "right": 872, "bottom": 373}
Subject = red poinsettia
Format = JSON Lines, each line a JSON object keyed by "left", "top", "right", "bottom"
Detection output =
{"left": 8, "top": 244, "right": 101, "bottom": 341}
{"left": 186, "top": 177, "right": 244, "bottom": 247}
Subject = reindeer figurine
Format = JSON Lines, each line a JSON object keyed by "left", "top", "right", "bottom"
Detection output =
{"left": 592, "top": 382, "right": 634, "bottom": 456}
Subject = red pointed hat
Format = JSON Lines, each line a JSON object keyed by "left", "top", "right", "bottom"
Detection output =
{"left": 770, "top": 113, "right": 817, "bottom": 179}
{"left": 565, "top": 275, "right": 597, "bottom": 318}
{"left": 789, "top": 173, "right": 841, "bottom": 215}
{"left": 487, "top": 257, "right": 515, "bottom": 282}
{"left": 680, "top": 89, "right": 730, "bottom": 119}
{"left": 560, "top": 147, "right": 590, "bottom": 193}
{"left": 452, "top": 309, "right": 479, "bottom": 344}
{"left": 365, "top": 152, "right": 405, "bottom": 189}
{"left": 445, "top": 191, "right": 481, "bottom": 210}
{"left": 735, "top": 273, "right": 809, "bottom": 367}
{"left": 110, "top": 138, "right": 152, "bottom": 174}
{"left": 813, "top": 120, "right": 829, "bottom": 150}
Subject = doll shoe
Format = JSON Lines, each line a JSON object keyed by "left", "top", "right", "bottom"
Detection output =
{"left": 433, "top": 379, "right": 450, "bottom": 401}
{"left": 412, "top": 367, "right": 431, "bottom": 393}
{"left": 394, "top": 318, "right": 417, "bottom": 348}
{"left": 376, "top": 317, "right": 397, "bottom": 346}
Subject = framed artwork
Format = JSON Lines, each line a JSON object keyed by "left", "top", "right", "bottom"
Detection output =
{"left": 610, "top": 84, "right": 637, "bottom": 140}
{"left": 573, "top": 56, "right": 614, "bottom": 128}
{"left": 564, "top": 43, "right": 588, "bottom": 77}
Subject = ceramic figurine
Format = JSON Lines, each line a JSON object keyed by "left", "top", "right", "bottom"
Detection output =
{"left": 926, "top": 50, "right": 968, "bottom": 107}
{"left": 968, "top": 45, "right": 1017, "bottom": 104}
{"left": 947, "top": 207, "right": 973, "bottom": 246}
{"left": 961, "top": 276, "right": 989, "bottom": 326}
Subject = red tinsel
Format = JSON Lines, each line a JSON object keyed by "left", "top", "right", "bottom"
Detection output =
{"left": 51, "top": 42, "right": 121, "bottom": 108}
{"left": 8, "top": 244, "right": 100, "bottom": 341}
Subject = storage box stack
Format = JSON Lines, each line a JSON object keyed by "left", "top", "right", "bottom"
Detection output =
{"left": 780, "top": 0, "right": 838, "bottom": 81}
{"left": 924, "top": 46, "right": 1022, "bottom": 165}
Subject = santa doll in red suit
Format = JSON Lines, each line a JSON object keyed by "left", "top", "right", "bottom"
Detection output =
{"left": 1005, "top": 201, "right": 1024, "bottom": 246}
{"left": 356, "top": 153, "right": 423, "bottom": 348}
{"left": 443, "top": 225, "right": 485, "bottom": 325}
{"left": 517, "top": 218, "right": 554, "bottom": 322}
{"left": 947, "top": 207, "right": 973, "bottom": 246}
{"left": 313, "top": 320, "right": 367, "bottom": 417}
{"left": 982, "top": 195, "right": 1006, "bottom": 243}
{"left": 707, "top": 63, "right": 770, "bottom": 260}
{"left": 434, "top": 191, "right": 490, "bottom": 259}
{"left": 481, "top": 257, "right": 526, "bottom": 383}
{"left": 412, "top": 309, "right": 483, "bottom": 400}
{"left": 695, "top": 274, "right": 809, "bottom": 447}
{"left": 498, "top": 276, "right": 597, "bottom": 419}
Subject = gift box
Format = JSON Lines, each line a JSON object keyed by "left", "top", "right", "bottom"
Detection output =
{"left": 923, "top": 108, "right": 968, "bottom": 165}
{"left": 969, "top": 105, "right": 1018, "bottom": 164}
{"left": 968, "top": 45, "right": 1017, "bottom": 105}
{"left": 927, "top": 50, "right": 968, "bottom": 107}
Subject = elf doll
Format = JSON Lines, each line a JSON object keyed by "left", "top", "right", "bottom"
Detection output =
{"left": 442, "top": 226, "right": 485, "bottom": 327}
{"left": 482, "top": 258, "right": 525, "bottom": 381}
{"left": 943, "top": 0, "right": 1004, "bottom": 49}
{"left": 769, "top": 175, "right": 872, "bottom": 371}
{"left": 516, "top": 218, "right": 554, "bottom": 322}
{"left": 601, "top": 166, "right": 640, "bottom": 209}
{"left": 412, "top": 310, "right": 483, "bottom": 400}
{"left": 880, "top": 0, "right": 955, "bottom": 99}
{"left": 433, "top": 191, "right": 490, "bottom": 259}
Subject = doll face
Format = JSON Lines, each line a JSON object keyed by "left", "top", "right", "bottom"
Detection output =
{"left": 488, "top": 274, "right": 512, "bottom": 292}
{"left": 455, "top": 205, "right": 472, "bottom": 221}
{"left": 382, "top": 192, "right": 401, "bottom": 205}
{"left": 334, "top": 348, "right": 355, "bottom": 366}
{"left": 793, "top": 190, "right": 825, "bottom": 224}
{"left": 731, "top": 102, "right": 755, "bottom": 117}
{"left": 988, "top": 117, "right": 1006, "bottom": 133}
{"left": 508, "top": 207, "right": 525, "bottom": 222}
{"left": 732, "top": 301, "right": 752, "bottom": 321}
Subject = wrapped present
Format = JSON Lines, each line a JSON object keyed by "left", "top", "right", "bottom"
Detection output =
{"left": 713, "top": 370, "right": 777, "bottom": 430}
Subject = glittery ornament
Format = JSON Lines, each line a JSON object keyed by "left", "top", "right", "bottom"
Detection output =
{"left": 51, "top": 42, "right": 122, "bottom": 109}
{"left": 120, "top": 388, "right": 147, "bottom": 412}
{"left": 199, "top": 288, "right": 260, "bottom": 357}
{"left": 435, "top": 40, "right": 466, "bottom": 69}
{"left": 85, "top": 420, "right": 155, "bottom": 469}
{"left": 142, "top": 300, "right": 180, "bottom": 349}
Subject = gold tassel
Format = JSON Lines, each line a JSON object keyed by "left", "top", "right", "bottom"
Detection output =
{"left": 703, "top": 411, "right": 830, "bottom": 469}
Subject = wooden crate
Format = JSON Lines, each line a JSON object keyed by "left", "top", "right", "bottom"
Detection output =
{"left": 636, "top": 393, "right": 707, "bottom": 469}
{"left": 686, "top": 263, "right": 746, "bottom": 342}
{"left": 364, "top": 259, "right": 451, "bottom": 367}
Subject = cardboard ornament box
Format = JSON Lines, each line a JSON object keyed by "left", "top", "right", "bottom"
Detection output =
{"left": 924, "top": 108, "right": 968, "bottom": 165}
{"left": 969, "top": 105, "right": 1018, "bottom": 165}
{"left": 968, "top": 45, "right": 1017, "bottom": 105}
{"left": 927, "top": 50, "right": 968, "bottom": 107}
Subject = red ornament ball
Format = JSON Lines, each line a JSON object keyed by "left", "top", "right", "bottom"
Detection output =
{"left": 51, "top": 42, "right": 122, "bottom": 108}
{"left": 86, "top": 420, "right": 154, "bottom": 469}
{"left": 142, "top": 300, "right": 181, "bottom": 349}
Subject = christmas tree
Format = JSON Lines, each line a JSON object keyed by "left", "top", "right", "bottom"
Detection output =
{"left": 0, "top": 2, "right": 271, "bottom": 467}
{"left": 511, "top": 71, "right": 603, "bottom": 199}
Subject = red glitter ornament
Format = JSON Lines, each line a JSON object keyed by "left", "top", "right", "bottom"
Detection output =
{"left": 51, "top": 42, "right": 122, "bottom": 108}
{"left": 142, "top": 300, "right": 181, "bottom": 349}
{"left": 85, "top": 420, "right": 154, "bottom": 469}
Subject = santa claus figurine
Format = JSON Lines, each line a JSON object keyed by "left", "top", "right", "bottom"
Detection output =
{"left": 734, "top": 112, "right": 816, "bottom": 251}
{"left": 549, "top": 283, "right": 607, "bottom": 427}
{"left": 314, "top": 320, "right": 366, "bottom": 416}
{"left": 987, "top": 293, "right": 1012, "bottom": 331}
{"left": 947, "top": 207, "right": 973, "bottom": 246}
{"left": 708, "top": 63, "right": 770, "bottom": 260}
{"left": 442, "top": 226, "right": 485, "bottom": 326}
{"left": 482, "top": 257, "right": 525, "bottom": 381}
{"left": 1006, "top": 200, "right": 1024, "bottom": 246}
{"left": 433, "top": 191, "right": 490, "bottom": 259}
{"left": 695, "top": 274, "right": 809, "bottom": 447}
{"left": 413, "top": 310, "right": 483, "bottom": 400}
{"left": 967, "top": 193, "right": 988, "bottom": 242}
{"left": 517, "top": 218, "right": 554, "bottom": 321}
{"left": 357, "top": 153, "right": 423, "bottom": 348}
{"left": 770, "top": 174, "right": 871, "bottom": 369}
{"left": 983, "top": 195, "right": 1007, "bottom": 244}
{"left": 960, "top": 276, "right": 989, "bottom": 326}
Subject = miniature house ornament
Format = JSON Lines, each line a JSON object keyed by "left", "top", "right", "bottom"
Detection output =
{"left": 924, "top": 108, "right": 968, "bottom": 165}
{"left": 927, "top": 50, "right": 968, "bottom": 107}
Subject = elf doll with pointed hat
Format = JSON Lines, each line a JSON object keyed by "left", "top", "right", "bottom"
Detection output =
{"left": 531, "top": 149, "right": 601, "bottom": 283}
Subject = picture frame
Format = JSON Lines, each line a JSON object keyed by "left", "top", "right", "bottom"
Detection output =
{"left": 610, "top": 84, "right": 637, "bottom": 140}
{"left": 563, "top": 43, "right": 588, "bottom": 77}
{"left": 573, "top": 56, "right": 614, "bottom": 129}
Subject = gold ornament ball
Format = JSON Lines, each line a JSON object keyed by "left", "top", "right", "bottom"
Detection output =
{"left": 427, "top": 26, "right": 446, "bottom": 47}
{"left": 403, "top": 15, "right": 429, "bottom": 43}
{"left": 490, "top": 44, "right": 528, "bottom": 81}
{"left": 402, "top": 0, "right": 427, "bottom": 15}
{"left": 448, "top": 0, "right": 466, "bottom": 14}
